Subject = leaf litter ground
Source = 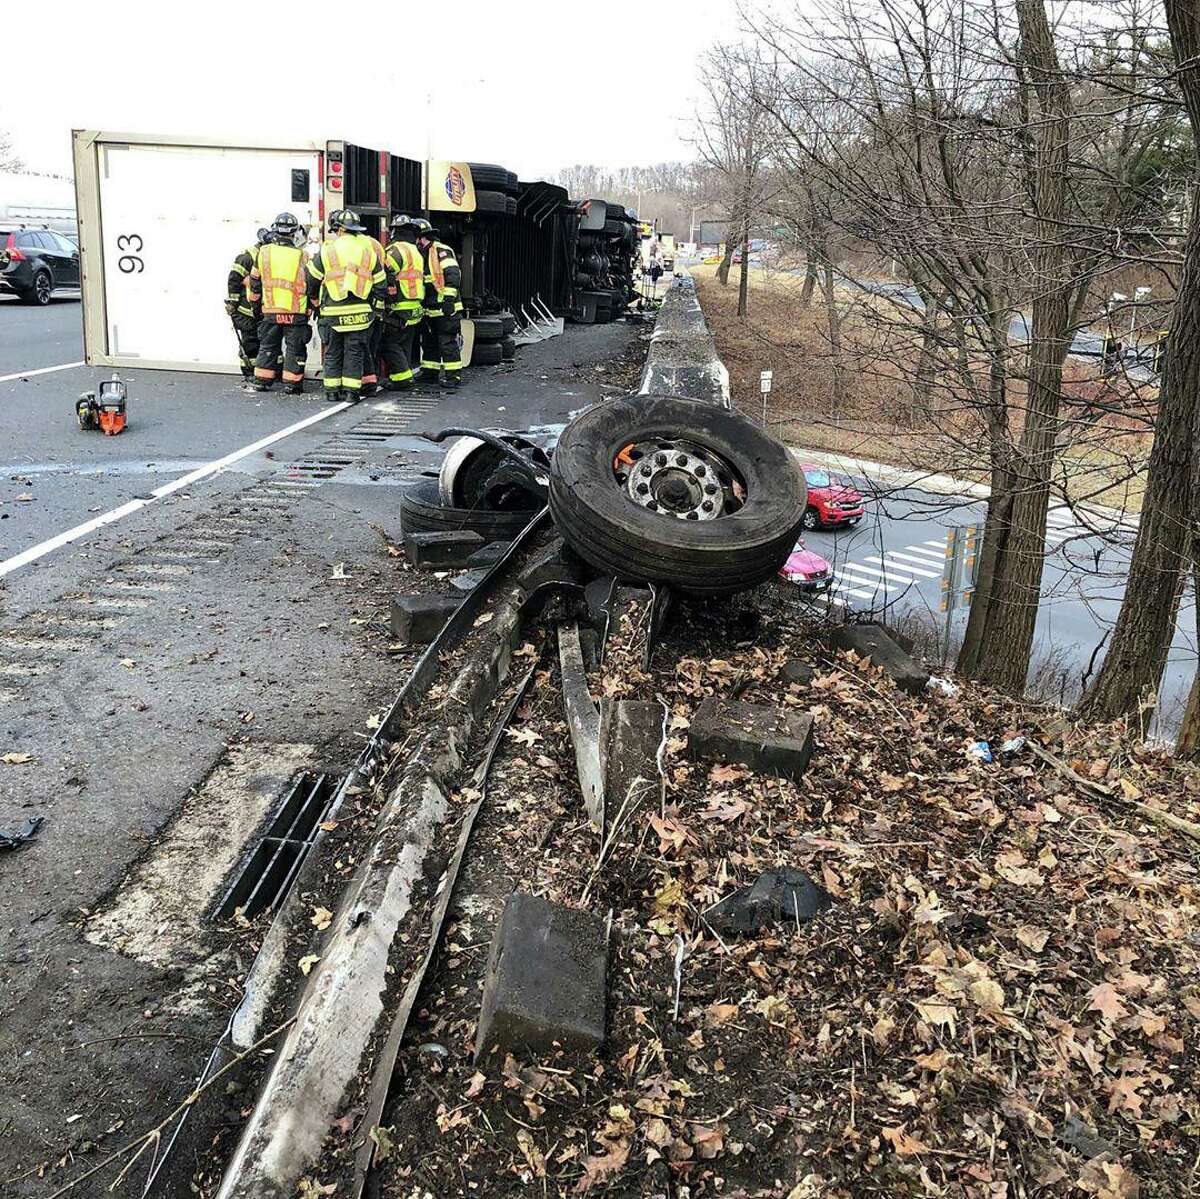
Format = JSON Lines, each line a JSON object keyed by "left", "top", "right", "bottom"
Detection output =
{"left": 358, "top": 582, "right": 1198, "bottom": 1199}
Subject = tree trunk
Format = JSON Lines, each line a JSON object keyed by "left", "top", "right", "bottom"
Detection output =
{"left": 799, "top": 249, "right": 818, "bottom": 307}
{"left": 819, "top": 255, "right": 846, "bottom": 413}
{"left": 716, "top": 233, "right": 736, "bottom": 286}
{"left": 1079, "top": 0, "right": 1200, "bottom": 724}
{"left": 737, "top": 204, "right": 751, "bottom": 318}
{"left": 958, "top": 323, "right": 1013, "bottom": 678}
{"left": 971, "top": 0, "right": 1074, "bottom": 694}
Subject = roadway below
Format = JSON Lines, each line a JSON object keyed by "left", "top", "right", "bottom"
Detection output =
{"left": 802, "top": 475, "right": 1195, "bottom": 737}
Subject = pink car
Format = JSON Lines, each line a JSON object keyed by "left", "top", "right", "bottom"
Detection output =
{"left": 779, "top": 540, "right": 833, "bottom": 592}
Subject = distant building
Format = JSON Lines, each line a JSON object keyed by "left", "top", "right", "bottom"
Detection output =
{"left": 0, "top": 171, "right": 77, "bottom": 235}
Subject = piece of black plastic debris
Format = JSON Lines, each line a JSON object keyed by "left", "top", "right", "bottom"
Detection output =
{"left": 1058, "top": 1115, "right": 1117, "bottom": 1160}
{"left": 706, "top": 866, "right": 831, "bottom": 934}
{"left": 0, "top": 816, "right": 44, "bottom": 851}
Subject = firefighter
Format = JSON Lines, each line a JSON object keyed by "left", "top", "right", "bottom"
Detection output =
{"left": 246, "top": 213, "right": 312, "bottom": 394}
{"left": 306, "top": 208, "right": 386, "bottom": 403}
{"left": 381, "top": 214, "right": 426, "bottom": 391}
{"left": 362, "top": 225, "right": 387, "bottom": 397}
{"left": 416, "top": 222, "right": 464, "bottom": 388}
{"left": 226, "top": 226, "right": 272, "bottom": 381}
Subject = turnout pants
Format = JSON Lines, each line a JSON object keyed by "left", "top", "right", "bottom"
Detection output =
{"left": 420, "top": 311, "right": 463, "bottom": 378}
{"left": 319, "top": 317, "right": 373, "bottom": 396}
{"left": 231, "top": 312, "right": 260, "bottom": 377}
{"left": 254, "top": 317, "right": 311, "bottom": 386}
{"left": 381, "top": 313, "right": 420, "bottom": 386}
{"left": 364, "top": 309, "right": 384, "bottom": 390}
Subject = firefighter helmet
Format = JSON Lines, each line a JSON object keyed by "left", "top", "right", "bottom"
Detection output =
{"left": 330, "top": 208, "right": 366, "bottom": 234}
{"left": 410, "top": 218, "right": 435, "bottom": 240}
{"left": 272, "top": 212, "right": 301, "bottom": 239}
{"left": 255, "top": 226, "right": 273, "bottom": 245}
{"left": 389, "top": 213, "right": 419, "bottom": 233}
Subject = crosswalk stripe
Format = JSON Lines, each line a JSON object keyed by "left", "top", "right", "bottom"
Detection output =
{"left": 894, "top": 545, "right": 945, "bottom": 563}
{"left": 832, "top": 580, "right": 878, "bottom": 600}
{"left": 888, "top": 550, "right": 946, "bottom": 570}
{"left": 839, "top": 561, "right": 919, "bottom": 586}
{"left": 867, "top": 554, "right": 941, "bottom": 579}
{"left": 923, "top": 539, "right": 948, "bottom": 549}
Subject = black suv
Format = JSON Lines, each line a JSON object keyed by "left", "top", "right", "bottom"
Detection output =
{"left": 0, "top": 227, "right": 80, "bottom": 304}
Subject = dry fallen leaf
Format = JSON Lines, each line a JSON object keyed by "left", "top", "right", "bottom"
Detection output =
{"left": 464, "top": 1071, "right": 487, "bottom": 1100}
{"left": 882, "top": 1125, "right": 930, "bottom": 1157}
{"left": 1088, "top": 982, "right": 1130, "bottom": 1023}
{"left": 1017, "top": 925, "right": 1051, "bottom": 953}
{"left": 298, "top": 954, "right": 320, "bottom": 976}
{"left": 516, "top": 1129, "right": 547, "bottom": 1178}
{"left": 573, "top": 1139, "right": 630, "bottom": 1193}
{"left": 311, "top": 907, "right": 333, "bottom": 931}
{"left": 1, "top": 752, "right": 34, "bottom": 765}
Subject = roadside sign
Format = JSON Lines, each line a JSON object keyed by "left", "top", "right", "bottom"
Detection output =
{"left": 940, "top": 524, "right": 981, "bottom": 613}
{"left": 759, "top": 370, "right": 773, "bottom": 393}
{"left": 940, "top": 523, "right": 980, "bottom": 664}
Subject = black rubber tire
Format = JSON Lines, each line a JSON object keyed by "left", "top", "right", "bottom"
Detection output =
{"left": 606, "top": 202, "right": 631, "bottom": 222}
{"left": 500, "top": 313, "right": 517, "bottom": 335}
{"left": 467, "top": 162, "right": 518, "bottom": 195}
{"left": 471, "top": 341, "right": 504, "bottom": 366}
{"left": 549, "top": 395, "right": 808, "bottom": 595}
{"left": 505, "top": 196, "right": 518, "bottom": 216}
{"left": 501, "top": 336, "right": 516, "bottom": 360}
{"left": 471, "top": 315, "right": 505, "bottom": 342}
{"left": 22, "top": 270, "right": 52, "bottom": 305}
{"left": 400, "top": 478, "right": 537, "bottom": 539}
{"left": 602, "top": 219, "right": 623, "bottom": 236}
{"left": 473, "top": 188, "right": 509, "bottom": 214}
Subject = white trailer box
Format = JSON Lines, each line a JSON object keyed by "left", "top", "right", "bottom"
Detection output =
{"left": 73, "top": 131, "right": 324, "bottom": 373}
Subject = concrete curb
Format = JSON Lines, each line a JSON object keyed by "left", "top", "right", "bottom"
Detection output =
{"left": 638, "top": 274, "right": 730, "bottom": 407}
{"left": 216, "top": 546, "right": 560, "bottom": 1198}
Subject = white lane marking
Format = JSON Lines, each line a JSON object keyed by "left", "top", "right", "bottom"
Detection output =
{"left": 866, "top": 554, "right": 941, "bottom": 579}
{"left": 0, "top": 360, "right": 86, "bottom": 385}
{"left": 0, "top": 402, "right": 351, "bottom": 579}
{"left": 923, "top": 539, "right": 948, "bottom": 548}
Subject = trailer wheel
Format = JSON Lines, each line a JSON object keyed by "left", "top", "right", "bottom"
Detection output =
{"left": 400, "top": 479, "right": 537, "bottom": 539}
{"left": 466, "top": 162, "right": 520, "bottom": 196}
{"left": 473, "top": 189, "right": 509, "bottom": 215}
{"left": 549, "top": 394, "right": 808, "bottom": 595}
{"left": 501, "top": 336, "right": 516, "bottom": 361}
{"left": 471, "top": 342, "right": 504, "bottom": 366}
{"left": 500, "top": 313, "right": 517, "bottom": 335}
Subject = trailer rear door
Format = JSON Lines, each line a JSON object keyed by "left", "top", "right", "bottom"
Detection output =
{"left": 73, "top": 132, "right": 322, "bottom": 373}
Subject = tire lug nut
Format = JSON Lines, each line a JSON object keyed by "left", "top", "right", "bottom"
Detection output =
{"left": 636, "top": 483, "right": 649, "bottom": 495}
{"left": 646, "top": 500, "right": 658, "bottom": 510}
{"left": 686, "top": 511, "right": 699, "bottom": 520}
{"left": 655, "top": 453, "right": 668, "bottom": 466}
{"left": 675, "top": 454, "right": 688, "bottom": 467}
{"left": 701, "top": 500, "right": 712, "bottom": 512}
{"left": 705, "top": 483, "right": 718, "bottom": 495}
{"left": 695, "top": 464, "right": 707, "bottom": 477}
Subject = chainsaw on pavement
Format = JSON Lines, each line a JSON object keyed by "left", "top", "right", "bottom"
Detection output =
{"left": 77, "top": 375, "right": 128, "bottom": 435}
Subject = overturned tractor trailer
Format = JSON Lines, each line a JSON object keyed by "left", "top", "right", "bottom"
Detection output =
{"left": 72, "top": 131, "right": 597, "bottom": 375}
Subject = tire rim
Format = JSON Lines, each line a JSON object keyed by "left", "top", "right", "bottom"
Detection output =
{"left": 613, "top": 439, "right": 744, "bottom": 521}
{"left": 36, "top": 274, "right": 50, "bottom": 303}
{"left": 803, "top": 509, "right": 818, "bottom": 529}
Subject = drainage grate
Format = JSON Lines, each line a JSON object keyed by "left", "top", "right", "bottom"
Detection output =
{"left": 213, "top": 771, "right": 337, "bottom": 921}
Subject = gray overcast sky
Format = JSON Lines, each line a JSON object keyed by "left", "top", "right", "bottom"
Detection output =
{"left": 2, "top": 0, "right": 742, "bottom": 180}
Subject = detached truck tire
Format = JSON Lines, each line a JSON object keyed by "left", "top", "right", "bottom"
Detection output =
{"left": 549, "top": 394, "right": 808, "bottom": 595}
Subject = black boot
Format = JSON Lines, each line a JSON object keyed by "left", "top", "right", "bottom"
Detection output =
{"left": 251, "top": 381, "right": 271, "bottom": 393}
{"left": 440, "top": 372, "right": 461, "bottom": 389}
{"left": 283, "top": 383, "right": 303, "bottom": 396}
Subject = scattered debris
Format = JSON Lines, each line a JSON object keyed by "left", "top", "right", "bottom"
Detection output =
{"left": 706, "top": 866, "right": 832, "bottom": 935}
{"left": 0, "top": 815, "right": 43, "bottom": 851}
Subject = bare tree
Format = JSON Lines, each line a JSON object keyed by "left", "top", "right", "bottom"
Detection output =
{"left": 693, "top": 46, "right": 781, "bottom": 316}
{"left": 1085, "top": 0, "right": 1200, "bottom": 737}
{"left": 0, "top": 128, "right": 23, "bottom": 172}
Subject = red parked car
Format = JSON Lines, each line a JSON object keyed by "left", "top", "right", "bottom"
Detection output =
{"left": 800, "top": 465, "right": 865, "bottom": 530}
{"left": 778, "top": 539, "right": 833, "bottom": 591}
